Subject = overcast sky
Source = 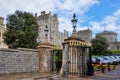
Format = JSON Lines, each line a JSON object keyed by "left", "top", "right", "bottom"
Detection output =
{"left": 0, "top": 0, "right": 120, "bottom": 41}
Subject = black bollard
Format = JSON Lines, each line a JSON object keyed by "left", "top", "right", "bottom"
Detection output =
{"left": 108, "top": 67, "right": 111, "bottom": 71}
{"left": 107, "top": 65, "right": 111, "bottom": 71}
{"left": 101, "top": 67, "right": 105, "bottom": 73}
{"left": 87, "top": 61, "right": 94, "bottom": 76}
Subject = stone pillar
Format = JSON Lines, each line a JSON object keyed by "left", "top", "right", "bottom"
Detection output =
{"left": 60, "top": 44, "right": 69, "bottom": 76}
{"left": 38, "top": 42, "right": 54, "bottom": 72}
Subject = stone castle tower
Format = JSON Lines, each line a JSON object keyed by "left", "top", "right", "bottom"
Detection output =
{"left": 0, "top": 17, "right": 8, "bottom": 48}
{"left": 77, "top": 28, "right": 92, "bottom": 42}
{"left": 96, "top": 31, "right": 117, "bottom": 43}
{"left": 96, "top": 31, "right": 118, "bottom": 50}
{"left": 36, "top": 11, "right": 68, "bottom": 47}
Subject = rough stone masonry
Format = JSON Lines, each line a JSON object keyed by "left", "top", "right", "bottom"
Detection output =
{"left": 0, "top": 48, "right": 39, "bottom": 74}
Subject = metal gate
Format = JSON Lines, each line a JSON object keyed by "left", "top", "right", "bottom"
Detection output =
{"left": 49, "top": 50, "right": 54, "bottom": 71}
{"left": 49, "top": 50, "right": 62, "bottom": 72}
{"left": 67, "top": 46, "right": 91, "bottom": 76}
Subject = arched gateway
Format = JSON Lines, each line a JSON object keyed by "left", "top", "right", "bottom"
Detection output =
{"left": 60, "top": 14, "right": 92, "bottom": 77}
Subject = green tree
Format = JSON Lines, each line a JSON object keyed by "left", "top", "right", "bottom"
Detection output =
{"left": 92, "top": 36, "right": 109, "bottom": 56}
{"left": 4, "top": 10, "right": 39, "bottom": 49}
{"left": 54, "top": 50, "right": 62, "bottom": 72}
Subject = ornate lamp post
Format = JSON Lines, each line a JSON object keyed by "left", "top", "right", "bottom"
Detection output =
{"left": 38, "top": 25, "right": 55, "bottom": 72}
{"left": 71, "top": 13, "right": 78, "bottom": 38}
{"left": 60, "top": 13, "right": 94, "bottom": 77}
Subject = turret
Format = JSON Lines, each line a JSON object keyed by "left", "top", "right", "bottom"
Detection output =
{"left": 0, "top": 17, "right": 4, "bottom": 25}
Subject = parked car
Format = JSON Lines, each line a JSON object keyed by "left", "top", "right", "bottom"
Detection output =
{"left": 97, "top": 56, "right": 112, "bottom": 64}
{"left": 91, "top": 57, "right": 99, "bottom": 64}
{"left": 109, "top": 56, "right": 119, "bottom": 64}
{"left": 102, "top": 56, "right": 114, "bottom": 64}
{"left": 112, "top": 55, "right": 120, "bottom": 64}
{"left": 93, "top": 56, "right": 109, "bottom": 64}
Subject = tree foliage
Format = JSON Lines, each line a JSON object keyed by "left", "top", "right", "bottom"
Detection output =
{"left": 4, "top": 10, "right": 39, "bottom": 49}
{"left": 111, "top": 50, "right": 120, "bottom": 53}
{"left": 92, "top": 36, "right": 110, "bottom": 56}
{"left": 54, "top": 50, "right": 62, "bottom": 72}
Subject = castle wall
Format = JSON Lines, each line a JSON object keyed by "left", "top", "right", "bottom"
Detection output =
{"left": 36, "top": 11, "right": 68, "bottom": 47}
{"left": 0, "top": 48, "right": 39, "bottom": 74}
{"left": 0, "top": 17, "right": 8, "bottom": 48}
{"left": 77, "top": 28, "right": 92, "bottom": 42}
{"left": 96, "top": 31, "right": 117, "bottom": 43}
{"left": 96, "top": 31, "right": 118, "bottom": 50}
{"left": 108, "top": 42, "right": 118, "bottom": 50}
{"left": 117, "top": 42, "right": 120, "bottom": 50}
{"left": 0, "top": 17, "right": 4, "bottom": 25}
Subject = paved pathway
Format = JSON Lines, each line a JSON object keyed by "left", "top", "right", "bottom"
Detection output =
{"left": 93, "top": 65, "right": 120, "bottom": 80}
{"left": 0, "top": 65, "right": 120, "bottom": 80}
{"left": 0, "top": 72, "right": 57, "bottom": 80}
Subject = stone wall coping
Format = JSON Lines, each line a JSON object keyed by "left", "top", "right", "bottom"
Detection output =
{"left": 17, "top": 48, "right": 38, "bottom": 52}
{"left": 0, "top": 48, "right": 38, "bottom": 52}
{"left": 0, "top": 48, "right": 18, "bottom": 52}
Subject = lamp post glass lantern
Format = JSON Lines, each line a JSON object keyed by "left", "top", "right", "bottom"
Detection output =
{"left": 71, "top": 13, "right": 78, "bottom": 29}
